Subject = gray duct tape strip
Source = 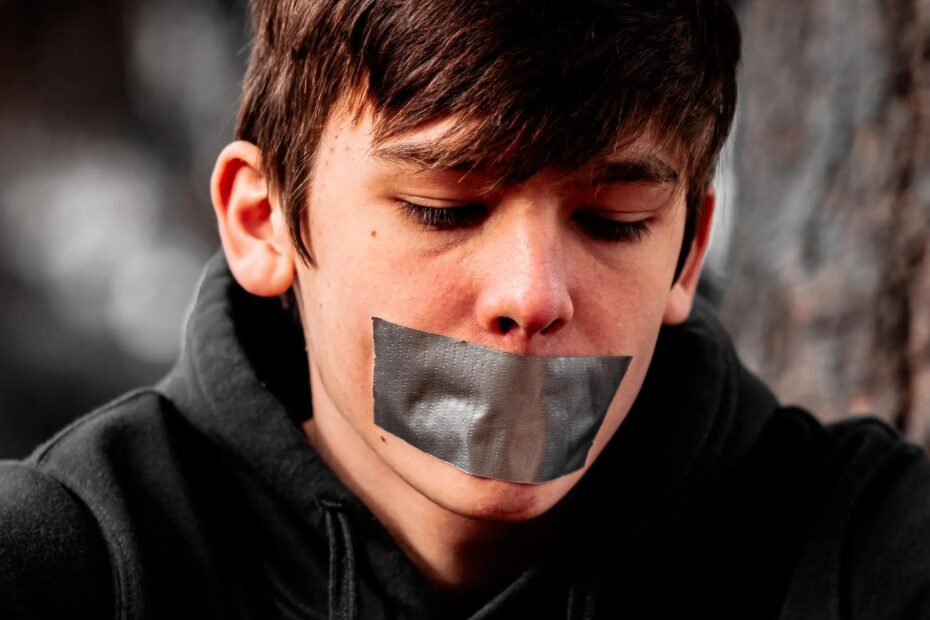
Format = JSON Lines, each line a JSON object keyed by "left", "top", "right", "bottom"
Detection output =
{"left": 372, "top": 317, "right": 631, "bottom": 483}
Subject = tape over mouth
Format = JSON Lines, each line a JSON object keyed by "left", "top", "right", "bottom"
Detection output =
{"left": 372, "top": 317, "right": 631, "bottom": 484}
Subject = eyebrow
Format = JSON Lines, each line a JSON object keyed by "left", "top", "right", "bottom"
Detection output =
{"left": 575, "top": 156, "right": 680, "bottom": 187}
{"left": 372, "top": 142, "right": 680, "bottom": 186}
{"left": 372, "top": 143, "right": 478, "bottom": 172}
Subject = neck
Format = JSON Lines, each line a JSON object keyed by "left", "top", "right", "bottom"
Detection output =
{"left": 303, "top": 385, "right": 566, "bottom": 600}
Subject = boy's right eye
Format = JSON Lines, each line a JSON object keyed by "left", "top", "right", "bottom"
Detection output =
{"left": 398, "top": 201, "right": 488, "bottom": 230}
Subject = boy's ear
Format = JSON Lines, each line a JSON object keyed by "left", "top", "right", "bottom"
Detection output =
{"left": 211, "top": 141, "right": 295, "bottom": 297}
{"left": 662, "top": 187, "right": 716, "bottom": 325}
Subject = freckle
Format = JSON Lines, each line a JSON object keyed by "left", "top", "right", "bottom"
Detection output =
{"left": 370, "top": 229, "right": 377, "bottom": 238}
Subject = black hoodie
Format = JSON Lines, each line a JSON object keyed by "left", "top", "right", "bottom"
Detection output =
{"left": 2, "top": 252, "right": 929, "bottom": 619}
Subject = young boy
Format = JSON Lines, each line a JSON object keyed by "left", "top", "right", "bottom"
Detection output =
{"left": 3, "top": 1, "right": 929, "bottom": 618}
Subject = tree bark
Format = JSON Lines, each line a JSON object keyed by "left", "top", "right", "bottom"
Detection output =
{"left": 722, "top": 0, "right": 930, "bottom": 448}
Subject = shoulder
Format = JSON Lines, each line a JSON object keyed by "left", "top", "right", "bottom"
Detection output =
{"left": 0, "top": 461, "right": 112, "bottom": 618}
{"left": 25, "top": 387, "right": 191, "bottom": 516}
{"left": 25, "top": 384, "right": 212, "bottom": 535}
{"left": 838, "top": 420, "right": 930, "bottom": 618}
{"left": 30, "top": 387, "right": 176, "bottom": 463}
{"left": 4, "top": 387, "right": 205, "bottom": 618}
{"left": 764, "top": 409, "right": 930, "bottom": 618}
{"left": 748, "top": 406, "right": 915, "bottom": 482}
{"left": 27, "top": 386, "right": 203, "bottom": 496}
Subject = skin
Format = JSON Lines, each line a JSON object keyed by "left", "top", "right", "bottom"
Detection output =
{"left": 211, "top": 104, "right": 715, "bottom": 601}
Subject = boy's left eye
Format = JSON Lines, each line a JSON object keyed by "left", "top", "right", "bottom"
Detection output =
{"left": 399, "top": 201, "right": 488, "bottom": 230}
{"left": 573, "top": 211, "right": 651, "bottom": 243}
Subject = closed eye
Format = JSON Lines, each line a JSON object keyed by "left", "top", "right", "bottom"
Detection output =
{"left": 573, "top": 211, "right": 651, "bottom": 242}
{"left": 399, "top": 201, "right": 488, "bottom": 230}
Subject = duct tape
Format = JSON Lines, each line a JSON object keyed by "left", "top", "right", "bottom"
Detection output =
{"left": 372, "top": 317, "right": 631, "bottom": 483}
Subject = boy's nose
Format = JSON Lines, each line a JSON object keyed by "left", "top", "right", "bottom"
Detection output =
{"left": 473, "top": 215, "right": 574, "bottom": 345}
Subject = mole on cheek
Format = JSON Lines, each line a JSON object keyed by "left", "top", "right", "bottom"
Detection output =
{"left": 370, "top": 230, "right": 377, "bottom": 239}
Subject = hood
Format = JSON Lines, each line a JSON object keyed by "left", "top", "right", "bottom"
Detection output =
{"left": 158, "top": 251, "right": 779, "bottom": 619}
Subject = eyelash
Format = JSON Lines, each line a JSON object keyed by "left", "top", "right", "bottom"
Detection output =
{"left": 573, "top": 212, "right": 651, "bottom": 243}
{"left": 398, "top": 201, "right": 650, "bottom": 243}
{"left": 399, "top": 201, "right": 487, "bottom": 230}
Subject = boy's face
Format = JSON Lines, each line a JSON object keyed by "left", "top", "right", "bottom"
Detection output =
{"left": 290, "top": 106, "right": 711, "bottom": 521}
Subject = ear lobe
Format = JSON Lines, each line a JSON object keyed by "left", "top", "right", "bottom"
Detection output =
{"left": 662, "top": 188, "right": 716, "bottom": 325}
{"left": 211, "top": 141, "right": 295, "bottom": 297}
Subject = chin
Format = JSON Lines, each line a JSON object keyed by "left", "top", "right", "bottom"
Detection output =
{"left": 420, "top": 464, "right": 580, "bottom": 523}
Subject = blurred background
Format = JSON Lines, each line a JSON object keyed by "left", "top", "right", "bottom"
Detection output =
{"left": 0, "top": 0, "right": 928, "bottom": 458}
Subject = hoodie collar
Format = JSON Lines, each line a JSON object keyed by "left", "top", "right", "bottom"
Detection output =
{"left": 157, "top": 251, "right": 361, "bottom": 517}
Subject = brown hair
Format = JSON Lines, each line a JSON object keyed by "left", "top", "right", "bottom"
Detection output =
{"left": 236, "top": 0, "right": 741, "bottom": 269}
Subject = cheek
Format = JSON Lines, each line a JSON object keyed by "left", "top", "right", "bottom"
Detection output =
{"left": 379, "top": 251, "right": 478, "bottom": 331}
{"left": 295, "top": 201, "right": 384, "bottom": 423}
{"left": 296, "top": 258, "right": 373, "bottom": 424}
{"left": 568, "top": 239, "right": 675, "bottom": 352}
{"left": 296, "top": 222, "right": 476, "bottom": 429}
{"left": 574, "top": 263, "right": 672, "bottom": 464}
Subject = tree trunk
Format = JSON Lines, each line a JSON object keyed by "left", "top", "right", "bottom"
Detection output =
{"left": 722, "top": 0, "right": 930, "bottom": 449}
